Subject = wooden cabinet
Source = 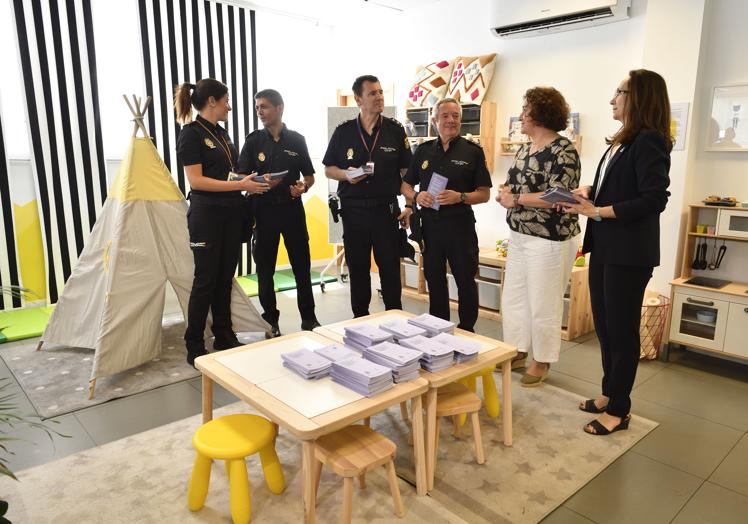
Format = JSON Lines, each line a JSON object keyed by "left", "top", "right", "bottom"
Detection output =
{"left": 666, "top": 204, "right": 748, "bottom": 361}
{"left": 405, "top": 102, "right": 496, "bottom": 172}
{"left": 401, "top": 248, "right": 594, "bottom": 341}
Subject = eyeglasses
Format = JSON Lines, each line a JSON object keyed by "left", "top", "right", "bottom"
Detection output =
{"left": 614, "top": 88, "right": 629, "bottom": 97}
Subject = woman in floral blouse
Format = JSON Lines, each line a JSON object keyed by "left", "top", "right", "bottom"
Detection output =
{"left": 497, "top": 87, "right": 581, "bottom": 387}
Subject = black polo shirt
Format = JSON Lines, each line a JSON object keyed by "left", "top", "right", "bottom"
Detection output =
{"left": 237, "top": 125, "right": 315, "bottom": 206}
{"left": 322, "top": 115, "right": 412, "bottom": 200}
{"left": 177, "top": 115, "right": 241, "bottom": 201}
{"left": 404, "top": 135, "right": 492, "bottom": 218}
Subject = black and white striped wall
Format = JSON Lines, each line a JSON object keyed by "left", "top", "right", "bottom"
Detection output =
{"left": 0, "top": 104, "right": 23, "bottom": 310}
{"left": 11, "top": 0, "right": 107, "bottom": 304}
{"left": 137, "top": 0, "right": 258, "bottom": 275}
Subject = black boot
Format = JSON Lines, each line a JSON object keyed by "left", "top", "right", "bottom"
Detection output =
{"left": 301, "top": 318, "right": 321, "bottom": 331}
{"left": 186, "top": 342, "right": 208, "bottom": 368}
{"left": 213, "top": 335, "right": 242, "bottom": 351}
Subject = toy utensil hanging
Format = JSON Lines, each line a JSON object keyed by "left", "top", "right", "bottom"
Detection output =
{"left": 691, "top": 238, "right": 702, "bottom": 269}
{"left": 697, "top": 240, "right": 709, "bottom": 270}
{"left": 714, "top": 240, "right": 727, "bottom": 269}
{"left": 708, "top": 238, "right": 719, "bottom": 270}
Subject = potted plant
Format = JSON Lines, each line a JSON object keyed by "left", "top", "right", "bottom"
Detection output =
{"left": 0, "top": 286, "right": 66, "bottom": 524}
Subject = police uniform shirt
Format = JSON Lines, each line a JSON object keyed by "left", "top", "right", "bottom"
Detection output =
{"left": 237, "top": 125, "right": 315, "bottom": 205}
{"left": 322, "top": 115, "right": 412, "bottom": 200}
{"left": 177, "top": 115, "right": 241, "bottom": 200}
{"left": 404, "top": 136, "right": 492, "bottom": 216}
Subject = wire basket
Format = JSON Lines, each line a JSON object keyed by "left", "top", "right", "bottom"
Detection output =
{"left": 640, "top": 294, "right": 669, "bottom": 360}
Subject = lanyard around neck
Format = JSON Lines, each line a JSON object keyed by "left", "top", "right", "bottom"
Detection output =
{"left": 356, "top": 115, "right": 382, "bottom": 162}
{"left": 196, "top": 120, "right": 235, "bottom": 171}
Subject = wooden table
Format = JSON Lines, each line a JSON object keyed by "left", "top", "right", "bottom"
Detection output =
{"left": 195, "top": 331, "right": 429, "bottom": 523}
{"left": 314, "top": 310, "right": 517, "bottom": 490}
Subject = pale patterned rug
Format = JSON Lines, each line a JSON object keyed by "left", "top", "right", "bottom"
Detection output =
{"left": 0, "top": 316, "right": 264, "bottom": 418}
{"left": 0, "top": 374, "right": 657, "bottom": 523}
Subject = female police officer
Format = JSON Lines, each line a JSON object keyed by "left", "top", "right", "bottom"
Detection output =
{"left": 175, "top": 78, "right": 269, "bottom": 365}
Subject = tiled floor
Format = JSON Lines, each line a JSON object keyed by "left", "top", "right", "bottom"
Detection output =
{"left": 2, "top": 278, "right": 748, "bottom": 523}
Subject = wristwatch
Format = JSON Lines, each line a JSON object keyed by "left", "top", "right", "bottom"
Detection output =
{"left": 593, "top": 207, "right": 602, "bottom": 221}
{"left": 460, "top": 192, "right": 467, "bottom": 204}
{"left": 404, "top": 204, "right": 413, "bottom": 209}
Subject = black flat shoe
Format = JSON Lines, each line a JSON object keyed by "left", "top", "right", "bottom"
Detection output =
{"left": 265, "top": 324, "right": 281, "bottom": 339}
{"left": 213, "top": 337, "right": 242, "bottom": 351}
{"left": 584, "top": 414, "right": 631, "bottom": 436}
{"left": 186, "top": 348, "right": 208, "bottom": 368}
{"left": 301, "top": 319, "right": 321, "bottom": 331}
{"left": 579, "top": 399, "right": 607, "bottom": 414}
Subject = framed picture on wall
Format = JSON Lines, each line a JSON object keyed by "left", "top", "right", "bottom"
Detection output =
{"left": 705, "top": 84, "right": 748, "bottom": 151}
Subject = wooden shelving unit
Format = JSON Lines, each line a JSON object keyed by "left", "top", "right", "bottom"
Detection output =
{"left": 405, "top": 101, "right": 496, "bottom": 172}
{"left": 401, "top": 248, "right": 594, "bottom": 341}
{"left": 665, "top": 204, "right": 748, "bottom": 361}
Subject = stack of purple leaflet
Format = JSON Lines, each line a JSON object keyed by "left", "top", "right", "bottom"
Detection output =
{"left": 363, "top": 341, "right": 422, "bottom": 382}
{"left": 314, "top": 343, "right": 361, "bottom": 362}
{"left": 399, "top": 335, "right": 454, "bottom": 372}
{"left": 407, "top": 314, "right": 455, "bottom": 337}
{"left": 343, "top": 324, "right": 393, "bottom": 352}
{"left": 431, "top": 332, "right": 480, "bottom": 363}
{"left": 281, "top": 348, "right": 332, "bottom": 379}
{"left": 379, "top": 320, "right": 427, "bottom": 341}
{"left": 330, "top": 357, "right": 393, "bottom": 397}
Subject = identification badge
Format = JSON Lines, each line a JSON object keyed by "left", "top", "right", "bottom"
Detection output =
{"left": 204, "top": 138, "right": 216, "bottom": 149}
{"left": 363, "top": 162, "right": 375, "bottom": 175}
{"left": 346, "top": 148, "right": 354, "bottom": 160}
{"left": 258, "top": 152, "right": 266, "bottom": 162}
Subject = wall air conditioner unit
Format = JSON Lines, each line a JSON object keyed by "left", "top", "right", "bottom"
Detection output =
{"left": 491, "top": 0, "right": 631, "bottom": 39}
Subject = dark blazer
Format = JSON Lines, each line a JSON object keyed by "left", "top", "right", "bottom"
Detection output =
{"left": 582, "top": 130, "right": 671, "bottom": 267}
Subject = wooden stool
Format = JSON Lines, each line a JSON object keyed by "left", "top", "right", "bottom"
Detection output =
{"left": 459, "top": 366, "right": 500, "bottom": 419}
{"left": 313, "top": 425, "right": 404, "bottom": 523}
{"left": 434, "top": 382, "right": 485, "bottom": 476}
{"left": 188, "top": 414, "right": 285, "bottom": 524}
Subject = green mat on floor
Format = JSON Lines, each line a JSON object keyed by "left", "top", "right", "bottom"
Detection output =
{"left": 246, "top": 272, "right": 296, "bottom": 291}
{"left": 276, "top": 269, "right": 338, "bottom": 286}
{"left": 235, "top": 275, "right": 260, "bottom": 296}
{"left": 0, "top": 306, "right": 55, "bottom": 344}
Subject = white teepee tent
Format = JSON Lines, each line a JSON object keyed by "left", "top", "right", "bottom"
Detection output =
{"left": 39, "top": 96, "right": 269, "bottom": 397}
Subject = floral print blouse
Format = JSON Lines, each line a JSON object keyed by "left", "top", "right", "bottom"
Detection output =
{"left": 505, "top": 136, "right": 581, "bottom": 241}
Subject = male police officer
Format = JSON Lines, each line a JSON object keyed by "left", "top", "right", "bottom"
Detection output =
{"left": 401, "top": 98, "right": 491, "bottom": 331}
{"left": 237, "top": 89, "right": 319, "bottom": 336}
{"left": 323, "top": 75, "right": 413, "bottom": 317}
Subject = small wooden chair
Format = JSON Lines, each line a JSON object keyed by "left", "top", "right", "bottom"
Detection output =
{"left": 313, "top": 425, "right": 404, "bottom": 523}
{"left": 188, "top": 414, "right": 285, "bottom": 524}
{"left": 434, "top": 382, "right": 485, "bottom": 476}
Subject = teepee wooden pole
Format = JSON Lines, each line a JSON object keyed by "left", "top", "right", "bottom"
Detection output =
{"left": 88, "top": 378, "right": 97, "bottom": 400}
{"left": 35, "top": 340, "right": 43, "bottom": 351}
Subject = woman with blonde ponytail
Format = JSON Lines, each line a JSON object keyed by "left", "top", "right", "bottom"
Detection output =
{"left": 175, "top": 78, "right": 270, "bottom": 366}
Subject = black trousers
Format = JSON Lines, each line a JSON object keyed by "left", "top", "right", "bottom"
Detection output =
{"left": 341, "top": 202, "right": 402, "bottom": 317}
{"left": 184, "top": 202, "right": 245, "bottom": 349}
{"left": 254, "top": 200, "right": 315, "bottom": 324}
{"left": 422, "top": 213, "right": 479, "bottom": 331}
{"left": 588, "top": 255, "right": 652, "bottom": 417}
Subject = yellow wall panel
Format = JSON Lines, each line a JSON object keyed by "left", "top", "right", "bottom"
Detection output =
{"left": 13, "top": 200, "right": 46, "bottom": 301}
{"left": 273, "top": 195, "right": 333, "bottom": 268}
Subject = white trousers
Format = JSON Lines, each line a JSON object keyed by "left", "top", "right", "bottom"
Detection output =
{"left": 501, "top": 231, "right": 578, "bottom": 363}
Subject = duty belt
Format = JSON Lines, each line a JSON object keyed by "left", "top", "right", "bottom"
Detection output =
{"left": 340, "top": 197, "right": 397, "bottom": 208}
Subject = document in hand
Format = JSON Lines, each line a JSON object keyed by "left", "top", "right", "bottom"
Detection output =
{"left": 538, "top": 186, "right": 578, "bottom": 205}
{"left": 426, "top": 172, "right": 449, "bottom": 210}
{"left": 346, "top": 166, "right": 366, "bottom": 181}
{"left": 251, "top": 170, "right": 289, "bottom": 183}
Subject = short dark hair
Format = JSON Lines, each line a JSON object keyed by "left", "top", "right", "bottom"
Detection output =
{"left": 610, "top": 69, "right": 673, "bottom": 151}
{"left": 524, "top": 87, "right": 570, "bottom": 132}
{"left": 352, "top": 75, "right": 379, "bottom": 97}
{"left": 254, "top": 89, "right": 284, "bottom": 107}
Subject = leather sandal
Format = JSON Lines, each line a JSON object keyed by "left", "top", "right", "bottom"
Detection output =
{"left": 579, "top": 399, "right": 607, "bottom": 414}
{"left": 583, "top": 414, "right": 631, "bottom": 436}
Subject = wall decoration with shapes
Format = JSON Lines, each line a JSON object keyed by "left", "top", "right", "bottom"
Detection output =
{"left": 447, "top": 53, "right": 497, "bottom": 105}
{"left": 136, "top": 0, "right": 258, "bottom": 276}
{"left": 0, "top": 101, "right": 23, "bottom": 310}
{"left": 11, "top": 0, "right": 107, "bottom": 304}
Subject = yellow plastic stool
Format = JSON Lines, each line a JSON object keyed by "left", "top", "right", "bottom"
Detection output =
{"left": 188, "top": 414, "right": 285, "bottom": 524}
{"left": 458, "top": 366, "right": 500, "bottom": 421}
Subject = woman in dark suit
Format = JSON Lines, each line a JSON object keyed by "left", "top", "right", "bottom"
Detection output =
{"left": 563, "top": 69, "right": 672, "bottom": 435}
